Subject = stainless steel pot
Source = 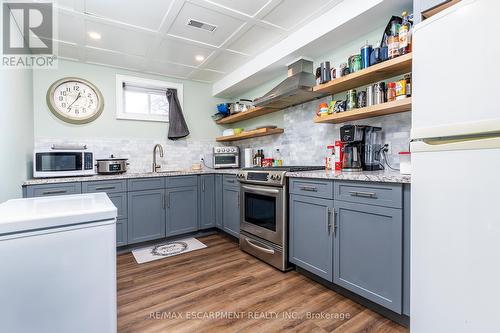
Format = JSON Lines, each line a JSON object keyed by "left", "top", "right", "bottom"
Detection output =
{"left": 95, "top": 155, "right": 129, "bottom": 174}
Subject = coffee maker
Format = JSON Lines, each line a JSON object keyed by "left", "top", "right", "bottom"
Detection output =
{"left": 339, "top": 125, "right": 383, "bottom": 172}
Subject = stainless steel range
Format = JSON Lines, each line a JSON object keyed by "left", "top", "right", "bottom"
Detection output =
{"left": 236, "top": 166, "right": 324, "bottom": 271}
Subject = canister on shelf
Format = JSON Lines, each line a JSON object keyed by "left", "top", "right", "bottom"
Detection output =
{"left": 374, "top": 82, "right": 386, "bottom": 104}
{"left": 395, "top": 78, "right": 407, "bottom": 100}
{"left": 348, "top": 54, "right": 362, "bottom": 73}
{"left": 360, "top": 43, "right": 372, "bottom": 69}
{"left": 357, "top": 91, "right": 367, "bottom": 108}
{"left": 387, "top": 82, "right": 397, "bottom": 102}
{"left": 346, "top": 89, "right": 358, "bottom": 110}
{"left": 366, "top": 85, "right": 375, "bottom": 106}
{"left": 404, "top": 74, "right": 412, "bottom": 97}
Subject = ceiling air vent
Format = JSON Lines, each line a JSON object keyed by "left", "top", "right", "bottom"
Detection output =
{"left": 187, "top": 19, "right": 217, "bottom": 32}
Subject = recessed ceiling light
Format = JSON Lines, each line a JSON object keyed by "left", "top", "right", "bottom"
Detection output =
{"left": 195, "top": 55, "right": 205, "bottom": 62}
{"left": 88, "top": 31, "right": 101, "bottom": 40}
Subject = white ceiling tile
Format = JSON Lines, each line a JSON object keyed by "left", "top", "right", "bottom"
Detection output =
{"left": 227, "top": 25, "right": 282, "bottom": 55}
{"left": 148, "top": 61, "right": 194, "bottom": 78}
{"left": 154, "top": 38, "right": 214, "bottom": 67}
{"left": 168, "top": 2, "right": 245, "bottom": 47}
{"left": 39, "top": 10, "right": 83, "bottom": 44}
{"left": 57, "top": 41, "right": 80, "bottom": 60}
{"left": 262, "top": 0, "right": 331, "bottom": 30}
{"left": 84, "top": 0, "right": 174, "bottom": 30}
{"left": 204, "top": 50, "right": 248, "bottom": 72}
{"left": 54, "top": 0, "right": 78, "bottom": 10}
{"left": 85, "top": 20, "right": 154, "bottom": 57}
{"left": 85, "top": 47, "right": 145, "bottom": 71}
{"left": 189, "top": 69, "right": 225, "bottom": 82}
{"left": 206, "top": 0, "right": 269, "bottom": 16}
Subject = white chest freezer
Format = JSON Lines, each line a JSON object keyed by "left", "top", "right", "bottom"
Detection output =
{"left": 0, "top": 193, "right": 117, "bottom": 333}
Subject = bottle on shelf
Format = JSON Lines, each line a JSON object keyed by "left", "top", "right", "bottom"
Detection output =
{"left": 388, "top": 18, "right": 400, "bottom": 59}
{"left": 398, "top": 11, "right": 412, "bottom": 55}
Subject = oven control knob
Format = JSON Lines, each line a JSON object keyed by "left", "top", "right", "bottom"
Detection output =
{"left": 276, "top": 175, "right": 281, "bottom": 180}
{"left": 270, "top": 175, "right": 275, "bottom": 180}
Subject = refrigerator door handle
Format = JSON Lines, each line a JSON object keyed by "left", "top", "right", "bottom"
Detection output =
{"left": 412, "top": 135, "right": 500, "bottom": 153}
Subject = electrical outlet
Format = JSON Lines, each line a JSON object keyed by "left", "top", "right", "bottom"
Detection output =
{"left": 384, "top": 143, "right": 391, "bottom": 154}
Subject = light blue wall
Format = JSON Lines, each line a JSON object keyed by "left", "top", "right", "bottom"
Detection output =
{"left": 0, "top": 68, "right": 34, "bottom": 202}
{"left": 33, "top": 60, "right": 226, "bottom": 140}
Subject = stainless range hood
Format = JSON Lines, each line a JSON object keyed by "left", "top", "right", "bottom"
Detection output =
{"left": 253, "top": 58, "right": 322, "bottom": 109}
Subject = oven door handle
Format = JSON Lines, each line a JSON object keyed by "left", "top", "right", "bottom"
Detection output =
{"left": 241, "top": 185, "right": 280, "bottom": 195}
{"left": 244, "top": 238, "right": 275, "bottom": 254}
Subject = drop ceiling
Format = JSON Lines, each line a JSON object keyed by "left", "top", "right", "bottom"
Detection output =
{"left": 47, "top": 0, "right": 344, "bottom": 83}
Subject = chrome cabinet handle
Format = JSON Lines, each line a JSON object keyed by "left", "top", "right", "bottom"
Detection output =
{"left": 300, "top": 186, "right": 318, "bottom": 192}
{"left": 333, "top": 209, "right": 338, "bottom": 237}
{"left": 245, "top": 238, "right": 275, "bottom": 254}
{"left": 349, "top": 191, "right": 377, "bottom": 198}
{"left": 42, "top": 190, "right": 67, "bottom": 195}
{"left": 162, "top": 194, "right": 165, "bottom": 209}
{"left": 227, "top": 179, "right": 235, "bottom": 183}
{"left": 327, "top": 207, "right": 332, "bottom": 235}
{"left": 166, "top": 193, "right": 170, "bottom": 208}
{"left": 95, "top": 186, "right": 115, "bottom": 191}
{"left": 202, "top": 179, "right": 205, "bottom": 192}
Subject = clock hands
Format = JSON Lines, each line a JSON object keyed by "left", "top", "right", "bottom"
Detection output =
{"left": 67, "top": 92, "right": 81, "bottom": 110}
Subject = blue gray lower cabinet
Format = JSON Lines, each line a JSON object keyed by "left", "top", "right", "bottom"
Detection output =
{"left": 289, "top": 194, "right": 334, "bottom": 281}
{"left": 333, "top": 200, "right": 403, "bottom": 313}
{"left": 222, "top": 185, "right": 240, "bottom": 237}
{"left": 116, "top": 219, "right": 128, "bottom": 247}
{"left": 24, "top": 182, "right": 82, "bottom": 198}
{"left": 215, "top": 175, "right": 223, "bottom": 228}
{"left": 403, "top": 184, "right": 411, "bottom": 316}
{"left": 166, "top": 186, "right": 198, "bottom": 236}
{"left": 199, "top": 175, "right": 216, "bottom": 229}
{"left": 127, "top": 189, "right": 166, "bottom": 244}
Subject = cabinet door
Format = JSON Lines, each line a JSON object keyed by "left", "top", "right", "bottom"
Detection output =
{"left": 166, "top": 186, "right": 198, "bottom": 237}
{"left": 200, "top": 175, "right": 216, "bottom": 229}
{"left": 222, "top": 186, "right": 240, "bottom": 237}
{"left": 116, "top": 219, "right": 128, "bottom": 247}
{"left": 289, "top": 194, "right": 334, "bottom": 282}
{"left": 215, "top": 175, "right": 223, "bottom": 229}
{"left": 333, "top": 200, "right": 403, "bottom": 313}
{"left": 127, "top": 189, "right": 166, "bottom": 244}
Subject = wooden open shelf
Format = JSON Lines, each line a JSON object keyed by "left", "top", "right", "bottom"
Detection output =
{"left": 314, "top": 97, "right": 412, "bottom": 124}
{"left": 214, "top": 53, "right": 412, "bottom": 128}
{"left": 216, "top": 106, "right": 280, "bottom": 125}
{"left": 216, "top": 127, "right": 284, "bottom": 142}
{"left": 313, "top": 53, "right": 412, "bottom": 96}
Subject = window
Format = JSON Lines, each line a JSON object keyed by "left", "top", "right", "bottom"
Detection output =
{"left": 116, "top": 75, "right": 183, "bottom": 122}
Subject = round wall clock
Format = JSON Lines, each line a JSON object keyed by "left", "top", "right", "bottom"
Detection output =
{"left": 46, "top": 77, "right": 104, "bottom": 124}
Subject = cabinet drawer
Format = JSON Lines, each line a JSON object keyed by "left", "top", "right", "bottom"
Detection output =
{"left": 108, "top": 192, "right": 127, "bottom": 219}
{"left": 166, "top": 175, "right": 198, "bottom": 188}
{"left": 127, "top": 177, "right": 165, "bottom": 191}
{"left": 25, "top": 182, "right": 81, "bottom": 198}
{"left": 334, "top": 181, "right": 402, "bottom": 208}
{"left": 289, "top": 178, "right": 333, "bottom": 199}
{"left": 82, "top": 180, "right": 126, "bottom": 194}
{"left": 223, "top": 174, "right": 238, "bottom": 188}
{"left": 116, "top": 219, "right": 128, "bottom": 247}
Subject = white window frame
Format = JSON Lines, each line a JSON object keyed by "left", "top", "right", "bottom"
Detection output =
{"left": 116, "top": 74, "right": 183, "bottom": 122}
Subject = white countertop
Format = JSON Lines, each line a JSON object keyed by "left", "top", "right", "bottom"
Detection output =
{"left": 0, "top": 193, "right": 117, "bottom": 235}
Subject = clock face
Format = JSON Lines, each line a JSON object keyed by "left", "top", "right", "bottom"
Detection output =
{"left": 47, "top": 78, "right": 104, "bottom": 124}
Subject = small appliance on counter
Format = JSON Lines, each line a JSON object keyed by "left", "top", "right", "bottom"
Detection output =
{"left": 340, "top": 125, "right": 383, "bottom": 172}
{"left": 244, "top": 148, "right": 254, "bottom": 168}
{"left": 213, "top": 146, "right": 239, "bottom": 169}
{"left": 33, "top": 145, "right": 95, "bottom": 178}
{"left": 95, "top": 155, "right": 129, "bottom": 175}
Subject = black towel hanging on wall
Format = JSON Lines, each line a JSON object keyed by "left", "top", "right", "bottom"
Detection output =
{"left": 166, "top": 88, "right": 190, "bottom": 140}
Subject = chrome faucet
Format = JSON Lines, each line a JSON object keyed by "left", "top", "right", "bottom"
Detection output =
{"left": 152, "top": 144, "right": 164, "bottom": 172}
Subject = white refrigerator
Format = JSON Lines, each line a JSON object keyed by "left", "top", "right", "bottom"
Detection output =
{"left": 411, "top": 0, "right": 500, "bottom": 332}
{"left": 0, "top": 193, "right": 117, "bottom": 333}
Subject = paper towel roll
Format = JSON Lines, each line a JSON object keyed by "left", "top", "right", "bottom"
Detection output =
{"left": 244, "top": 148, "right": 254, "bottom": 168}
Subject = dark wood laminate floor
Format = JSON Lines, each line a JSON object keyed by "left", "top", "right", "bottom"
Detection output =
{"left": 117, "top": 233, "right": 409, "bottom": 333}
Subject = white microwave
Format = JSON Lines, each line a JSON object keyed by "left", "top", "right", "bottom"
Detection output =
{"left": 34, "top": 148, "right": 95, "bottom": 178}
